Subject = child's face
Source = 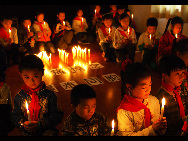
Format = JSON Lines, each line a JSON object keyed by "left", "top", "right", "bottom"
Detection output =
{"left": 36, "top": 14, "right": 44, "bottom": 23}
{"left": 172, "top": 23, "right": 182, "bottom": 34}
{"left": 147, "top": 26, "right": 157, "bottom": 35}
{"left": 120, "top": 17, "right": 129, "bottom": 28}
{"left": 57, "top": 13, "right": 65, "bottom": 21}
{"left": 23, "top": 20, "right": 31, "bottom": 29}
{"left": 1, "top": 19, "right": 12, "bottom": 30}
{"left": 77, "top": 10, "right": 83, "bottom": 17}
{"left": 21, "top": 69, "right": 43, "bottom": 90}
{"left": 95, "top": 5, "right": 101, "bottom": 13}
{"left": 163, "top": 69, "right": 185, "bottom": 88}
{"left": 110, "top": 5, "right": 117, "bottom": 11}
{"left": 128, "top": 76, "right": 152, "bottom": 101}
{"left": 103, "top": 19, "right": 112, "bottom": 28}
{"left": 126, "top": 11, "right": 131, "bottom": 16}
{"left": 117, "top": 9, "right": 125, "bottom": 15}
{"left": 75, "top": 98, "right": 96, "bottom": 120}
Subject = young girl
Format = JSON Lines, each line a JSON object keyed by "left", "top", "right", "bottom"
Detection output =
{"left": 156, "top": 16, "right": 187, "bottom": 63}
{"left": 117, "top": 59, "right": 167, "bottom": 136}
{"left": 113, "top": 13, "right": 137, "bottom": 63}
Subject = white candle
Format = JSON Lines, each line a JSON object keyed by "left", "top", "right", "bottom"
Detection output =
{"left": 127, "top": 27, "right": 130, "bottom": 39}
{"left": 28, "top": 25, "right": 30, "bottom": 32}
{"left": 175, "top": 34, "right": 178, "bottom": 38}
{"left": 131, "top": 14, "right": 134, "bottom": 19}
{"left": 95, "top": 9, "right": 96, "bottom": 17}
{"left": 9, "top": 29, "right": 11, "bottom": 38}
{"left": 63, "top": 21, "right": 65, "bottom": 26}
{"left": 26, "top": 101, "right": 31, "bottom": 123}
{"left": 111, "top": 119, "right": 115, "bottom": 136}
{"left": 149, "top": 34, "right": 152, "bottom": 41}
{"left": 160, "top": 97, "right": 166, "bottom": 119}
{"left": 109, "top": 28, "right": 111, "bottom": 35}
{"left": 88, "top": 49, "right": 90, "bottom": 58}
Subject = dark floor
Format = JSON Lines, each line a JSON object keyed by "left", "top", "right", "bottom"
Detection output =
{"left": 6, "top": 41, "right": 162, "bottom": 136}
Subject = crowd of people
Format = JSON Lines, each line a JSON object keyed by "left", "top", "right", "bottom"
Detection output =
{"left": 0, "top": 5, "right": 188, "bottom": 136}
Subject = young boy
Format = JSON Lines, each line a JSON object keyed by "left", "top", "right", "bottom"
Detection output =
{"left": 110, "top": 5, "right": 117, "bottom": 17}
{"left": 62, "top": 84, "right": 111, "bottom": 136}
{"left": 72, "top": 9, "right": 94, "bottom": 44}
{"left": 113, "top": 13, "right": 137, "bottom": 63}
{"left": 98, "top": 14, "right": 116, "bottom": 62}
{"left": 157, "top": 55, "right": 187, "bottom": 136}
{"left": 18, "top": 18, "right": 35, "bottom": 55}
{"left": 32, "top": 12, "right": 55, "bottom": 54}
{"left": 0, "top": 17, "right": 20, "bottom": 65}
{"left": 113, "top": 5, "right": 125, "bottom": 28}
{"left": 52, "top": 11, "right": 73, "bottom": 50}
{"left": 11, "top": 55, "right": 63, "bottom": 136}
{"left": 137, "top": 18, "right": 161, "bottom": 70}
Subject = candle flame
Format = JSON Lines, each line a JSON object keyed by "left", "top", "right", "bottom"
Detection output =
{"left": 131, "top": 14, "right": 133, "bottom": 19}
{"left": 162, "top": 97, "right": 166, "bottom": 106}
{"left": 26, "top": 101, "right": 29, "bottom": 111}
{"left": 128, "top": 27, "right": 130, "bottom": 34}
{"left": 175, "top": 34, "right": 178, "bottom": 38}
{"left": 112, "top": 119, "right": 114, "bottom": 129}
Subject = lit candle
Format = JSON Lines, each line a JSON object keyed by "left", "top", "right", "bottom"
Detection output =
{"left": 95, "top": 9, "right": 96, "bottom": 17}
{"left": 88, "top": 49, "right": 90, "bottom": 58}
{"left": 127, "top": 27, "right": 130, "bottom": 39}
{"left": 28, "top": 25, "right": 30, "bottom": 32}
{"left": 149, "top": 34, "right": 152, "bottom": 41}
{"left": 66, "top": 53, "right": 69, "bottom": 64}
{"left": 109, "top": 27, "right": 111, "bottom": 35}
{"left": 111, "top": 119, "right": 115, "bottom": 136}
{"left": 44, "top": 21, "right": 46, "bottom": 26}
{"left": 9, "top": 29, "right": 11, "bottom": 38}
{"left": 82, "top": 18, "right": 84, "bottom": 23}
{"left": 131, "top": 14, "right": 134, "bottom": 19}
{"left": 63, "top": 21, "right": 65, "bottom": 26}
{"left": 175, "top": 34, "right": 178, "bottom": 39}
{"left": 26, "top": 101, "right": 31, "bottom": 123}
{"left": 160, "top": 97, "right": 166, "bottom": 119}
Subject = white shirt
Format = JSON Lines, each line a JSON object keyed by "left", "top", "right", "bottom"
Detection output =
{"left": 72, "top": 17, "right": 88, "bottom": 35}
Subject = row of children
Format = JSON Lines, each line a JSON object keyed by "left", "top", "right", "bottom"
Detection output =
{"left": 0, "top": 38, "right": 188, "bottom": 136}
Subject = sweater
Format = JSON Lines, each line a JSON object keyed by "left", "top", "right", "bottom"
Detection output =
{"left": 72, "top": 17, "right": 88, "bottom": 35}
{"left": 11, "top": 83, "right": 64, "bottom": 136}
{"left": 117, "top": 95, "right": 162, "bottom": 136}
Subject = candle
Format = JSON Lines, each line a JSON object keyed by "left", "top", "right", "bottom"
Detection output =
{"left": 82, "top": 18, "right": 84, "bottom": 23}
{"left": 26, "top": 101, "right": 31, "bottom": 123}
{"left": 127, "top": 27, "right": 130, "bottom": 39}
{"left": 175, "top": 34, "right": 178, "bottom": 39}
{"left": 44, "top": 21, "right": 46, "bottom": 26}
{"left": 149, "top": 34, "right": 152, "bottom": 42}
{"left": 88, "top": 49, "right": 90, "bottom": 58}
{"left": 95, "top": 9, "right": 96, "bottom": 17}
{"left": 160, "top": 97, "right": 166, "bottom": 119}
{"left": 111, "top": 119, "right": 115, "bottom": 136}
{"left": 109, "top": 28, "right": 111, "bottom": 35}
{"left": 28, "top": 25, "right": 30, "bottom": 32}
{"left": 63, "top": 21, "right": 65, "bottom": 26}
{"left": 9, "top": 29, "right": 11, "bottom": 38}
{"left": 131, "top": 14, "right": 134, "bottom": 19}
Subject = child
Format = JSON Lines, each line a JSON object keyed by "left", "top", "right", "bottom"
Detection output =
{"left": 0, "top": 17, "right": 20, "bottom": 65}
{"left": 110, "top": 5, "right": 117, "bottom": 17}
{"left": 18, "top": 18, "right": 35, "bottom": 55}
{"left": 52, "top": 11, "right": 73, "bottom": 50}
{"left": 157, "top": 55, "right": 187, "bottom": 136}
{"left": 113, "top": 13, "right": 137, "bottom": 63}
{"left": 62, "top": 84, "right": 111, "bottom": 136}
{"left": 72, "top": 9, "right": 94, "bottom": 44}
{"left": 12, "top": 55, "right": 63, "bottom": 136}
{"left": 98, "top": 14, "right": 116, "bottom": 62}
{"left": 125, "top": 9, "right": 137, "bottom": 30}
{"left": 32, "top": 12, "right": 55, "bottom": 54}
{"left": 156, "top": 16, "right": 187, "bottom": 63}
{"left": 117, "top": 59, "right": 167, "bottom": 136}
{"left": 137, "top": 18, "right": 161, "bottom": 70}
{"left": 113, "top": 5, "right": 125, "bottom": 28}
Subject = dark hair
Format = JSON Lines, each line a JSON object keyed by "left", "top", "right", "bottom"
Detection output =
{"left": 172, "top": 38, "right": 188, "bottom": 55}
{"left": 117, "top": 5, "right": 125, "bottom": 10}
{"left": 102, "top": 13, "right": 113, "bottom": 21}
{"left": 35, "top": 11, "right": 44, "bottom": 17}
{"left": 71, "top": 84, "right": 96, "bottom": 107}
{"left": 121, "top": 61, "right": 151, "bottom": 100}
{"left": 119, "top": 13, "right": 130, "bottom": 21}
{"left": 159, "top": 55, "right": 186, "bottom": 76}
{"left": 18, "top": 55, "right": 44, "bottom": 73}
{"left": 163, "top": 16, "right": 184, "bottom": 35}
{"left": 146, "top": 17, "right": 158, "bottom": 27}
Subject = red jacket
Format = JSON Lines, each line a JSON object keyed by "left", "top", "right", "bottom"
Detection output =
{"left": 157, "top": 31, "right": 187, "bottom": 62}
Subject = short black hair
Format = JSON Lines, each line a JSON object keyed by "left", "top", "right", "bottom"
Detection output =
{"left": 146, "top": 17, "right": 158, "bottom": 27}
{"left": 159, "top": 55, "right": 186, "bottom": 76}
{"left": 18, "top": 55, "right": 44, "bottom": 73}
{"left": 102, "top": 13, "right": 113, "bottom": 21}
{"left": 119, "top": 13, "right": 130, "bottom": 21}
{"left": 71, "top": 84, "right": 96, "bottom": 107}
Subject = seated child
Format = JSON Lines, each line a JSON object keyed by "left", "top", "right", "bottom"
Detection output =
{"left": 72, "top": 9, "right": 94, "bottom": 44}
{"left": 52, "top": 11, "right": 73, "bottom": 50}
{"left": 0, "top": 69, "right": 14, "bottom": 136}
{"left": 137, "top": 18, "right": 161, "bottom": 70}
{"left": 12, "top": 55, "right": 64, "bottom": 136}
{"left": 125, "top": 9, "right": 137, "bottom": 30}
{"left": 62, "top": 84, "right": 111, "bottom": 136}
{"left": 157, "top": 55, "right": 187, "bottom": 136}
{"left": 98, "top": 14, "right": 116, "bottom": 62}
{"left": 117, "top": 59, "right": 167, "bottom": 136}
{"left": 113, "top": 13, "right": 137, "bottom": 63}
{"left": 0, "top": 17, "right": 20, "bottom": 65}
{"left": 113, "top": 5, "right": 125, "bottom": 28}
{"left": 18, "top": 18, "right": 35, "bottom": 55}
{"left": 156, "top": 16, "right": 187, "bottom": 63}
{"left": 109, "top": 5, "right": 117, "bottom": 17}
{"left": 32, "top": 12, "right": 55, "bottom": 54}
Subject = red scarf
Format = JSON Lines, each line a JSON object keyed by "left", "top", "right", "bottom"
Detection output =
{"left": 22, "top": 81, "right": 45, "bottom": 121}
{"left": 117, "top": 94, "right": 151, "bottom": 128}
{"left": 74, "top": 17, "right": 84, "bottom": 31}
{"left": 0, "top": 82, "right": 4, "bottom": 89}
{"left": 162, "top": 80, "right": 185, "bottom": 117}
{"left": 100, "top": 25, "right": 111, "bottom": 36}
{"left": 93, "top": 12, "right": 102, "bottom": 19}
{"left": 0, "top": 27, "right": 11, "bottom": 42}
{"left": 118, "top": 27, "right": 132, "bottom": 39}
{"left": 36, "top": 22, "right": 47, "bottom": 42}
{"left": 52, "top": 20, "right": 66, "bottom": 39}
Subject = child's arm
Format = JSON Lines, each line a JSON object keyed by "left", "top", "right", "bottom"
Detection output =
{"left": 98, "top": 28, "right": 108, "bottom": 43}
{"left": 158, "top": 35, "right": 172, "bottom": 57}
{"left": 113, "top": 30, "right": 125, "bottom": 49}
